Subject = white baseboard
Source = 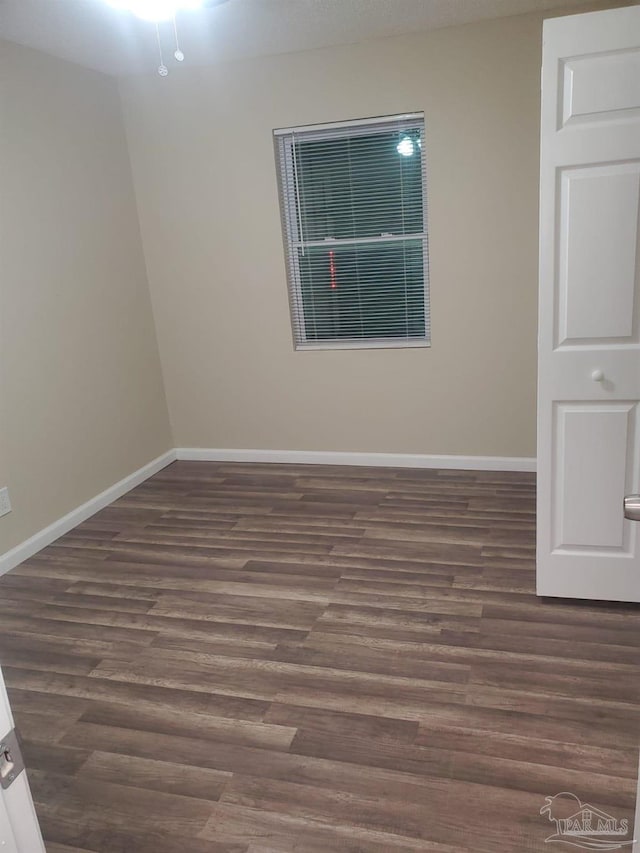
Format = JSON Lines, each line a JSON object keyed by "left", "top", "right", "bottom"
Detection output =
{"left": 0, "top": 446, "right": 535, "bottom": 578}
{"left": 176, "top": 447, "right": 536, "bottom": 472}
{"left": 0, "top": 449, "right": 176, "bottom": 578}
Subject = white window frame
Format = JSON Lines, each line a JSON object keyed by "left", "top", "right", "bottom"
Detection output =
{"left": 274, "top": 113, "right": 431, "bottom": 351}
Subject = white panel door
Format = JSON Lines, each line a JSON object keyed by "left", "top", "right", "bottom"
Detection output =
{"left": 0, "top": 667, "right": 44, "bottom": 853}
{"left": 537, "top": 4, "right": 640, "bottom": 602}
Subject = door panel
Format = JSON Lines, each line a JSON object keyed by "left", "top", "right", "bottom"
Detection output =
{"left": 561, "top": 47, "right": 640, "bottom": 127}
{"left": 553, "top": 402, "right": 636, "bottom": 550}
{"left": 558, "top": 164, "right": 640, "bottom": 344}
{"left": 537, "top": 5, "right": 640, "bottom": 602}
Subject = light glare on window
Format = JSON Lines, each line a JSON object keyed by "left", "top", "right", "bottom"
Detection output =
{"left": 396, "top": 136, "right": 415, "bottom": 157}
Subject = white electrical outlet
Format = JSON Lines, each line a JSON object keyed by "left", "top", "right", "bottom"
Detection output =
{"left": 0, "top": 487, "right": 11, "bottom": 518}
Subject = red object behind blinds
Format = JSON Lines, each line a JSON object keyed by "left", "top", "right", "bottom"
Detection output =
{"left": 329, "top": 250, "right": 337, "bottom": 290}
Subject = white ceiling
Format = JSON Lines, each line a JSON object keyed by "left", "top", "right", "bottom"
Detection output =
{"left": 0, "top": 0, "right": 606, "bottom": 76}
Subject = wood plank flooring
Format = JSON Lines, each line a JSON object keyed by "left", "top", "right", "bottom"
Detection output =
{"left": 0, "top": 461, "right": 638, "bottom": 852}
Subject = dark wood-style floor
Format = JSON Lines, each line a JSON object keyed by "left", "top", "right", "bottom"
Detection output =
{"left": 0, "top": 461, "right": 638, "bottom": 853}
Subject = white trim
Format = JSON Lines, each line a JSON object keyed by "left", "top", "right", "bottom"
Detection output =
{"left": 3, "top": 775, "right": 44, "bottom": 853}
{"left": 176, "top": 448, "right": 536, "bottom": 472}
{"left": 0, "top": 450, "right": 176, "bottom": 578}
{"left": 0, "top": 667, "right": 45, "bottom": 852}
{"left": 274, "top": 112, "right": 423, "bottom": 136}
{"left": 634, "top": 749, "right": 640, "bottom": 852}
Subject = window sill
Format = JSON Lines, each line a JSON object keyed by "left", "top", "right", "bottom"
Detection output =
{"left": 295, "top": 338, "right": 431, "bottom": 352}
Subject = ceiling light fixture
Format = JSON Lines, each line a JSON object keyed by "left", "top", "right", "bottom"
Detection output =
{"left": 105, "top": 0, "right": 226, "bottom": 75}
{"left": 105, "top": 0, "right": 204, "bottom": 23}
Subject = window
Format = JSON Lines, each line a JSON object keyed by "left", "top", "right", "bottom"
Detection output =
{"left": 275, "top": 113, "right": 430, "bottom": 351}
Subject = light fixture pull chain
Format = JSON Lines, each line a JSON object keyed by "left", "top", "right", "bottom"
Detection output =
{"left": 173, "top": 14, "right": 184, "bottom": 62}
{"left": 156, "top": 23, "right": 168, "bottom": 76}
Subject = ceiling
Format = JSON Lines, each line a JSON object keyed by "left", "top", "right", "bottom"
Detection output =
{"left": 0, "top": 0, "right": 606, "bottom": 76}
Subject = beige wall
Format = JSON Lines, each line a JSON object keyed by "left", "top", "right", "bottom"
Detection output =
{"left": 0, "top": 40, "right": 172, "bottom": 554}
{"left": 120, "top": 12, "right": 546, "bottom": 459}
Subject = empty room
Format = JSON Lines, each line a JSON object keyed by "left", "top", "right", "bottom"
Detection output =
{"left": 0, "top": 0, "right": 639, "bottom": 850}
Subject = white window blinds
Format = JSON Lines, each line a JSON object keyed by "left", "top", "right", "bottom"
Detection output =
{"left": 275, "top": 113, "right": 430, "bottom": 350}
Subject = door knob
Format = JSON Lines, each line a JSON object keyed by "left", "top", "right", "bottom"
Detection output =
{"left": 591, "top": 369, "right": 604, "bottom": 382}
{"left": 624, "top": 495, "right": 640, "bottom": 521}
